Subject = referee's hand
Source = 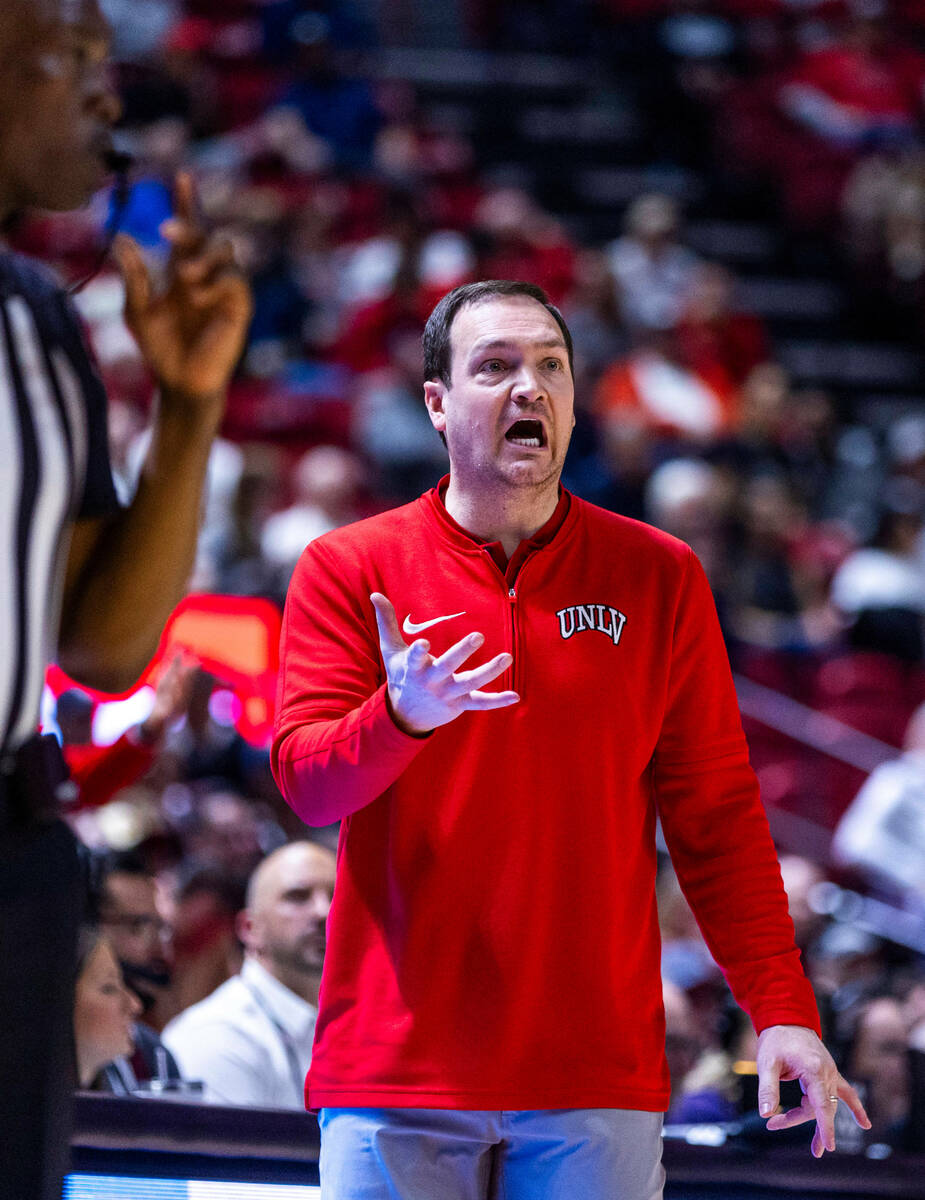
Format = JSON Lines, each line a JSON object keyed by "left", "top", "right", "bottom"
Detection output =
{"left": 370, "top": 593, "right": 519, "bottom": 737}
{"left": 114, "top": 171, "right": 252, "bottom": 409}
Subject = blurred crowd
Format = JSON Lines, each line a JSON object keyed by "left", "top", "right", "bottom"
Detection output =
{"left": 18, "top": 0, "right": 925, "bottom": 1154}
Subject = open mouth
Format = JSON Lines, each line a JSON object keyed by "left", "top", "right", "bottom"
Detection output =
{"left": 505, "top": 418, "right": 547, "bottom": 449}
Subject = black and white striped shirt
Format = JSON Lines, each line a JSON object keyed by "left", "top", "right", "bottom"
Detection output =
{"left": 0, "top": 251, "right": 119, "bottom": 753}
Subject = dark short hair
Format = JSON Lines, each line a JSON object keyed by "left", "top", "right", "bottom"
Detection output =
{"left": 422, "top": 280, "right": 574, "bottom": 386}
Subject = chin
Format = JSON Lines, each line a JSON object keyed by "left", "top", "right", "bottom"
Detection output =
{"left": 503, "top": 459, "right": 559, "bottom": 486}
{"left": 42, "top": 163, "right": 104, "bottom": 212}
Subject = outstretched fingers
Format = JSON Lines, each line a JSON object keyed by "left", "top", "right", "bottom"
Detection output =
{"left": 837, "top": 1078, "right": 871, "bottom": 1130}
{"left": 432, "top": 632, "right": 485, "bottom": 676}
{"left": 113, "top": 234, "right": 152, "bottom": 321}
{"left": 446, "top": 652, "right": 513, "bottom": 697}
{"left": 463, "top": 688, "right": 520, "bottom": 711}
{"left": 173, "top": 170, "right": 197, "bottom": 225}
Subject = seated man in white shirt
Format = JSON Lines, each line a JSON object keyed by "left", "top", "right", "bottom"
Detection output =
{"left": 163, "top": 840, "right": 336, "bottom": 1109}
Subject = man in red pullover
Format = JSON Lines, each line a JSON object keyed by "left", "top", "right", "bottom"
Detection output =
{"left": 272, "top": 280, "right": 869, "bottom": 1199}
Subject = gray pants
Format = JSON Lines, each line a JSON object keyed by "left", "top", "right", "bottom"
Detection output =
{"left": 319, "top": 1107, "right": 665, "bottom": 1200}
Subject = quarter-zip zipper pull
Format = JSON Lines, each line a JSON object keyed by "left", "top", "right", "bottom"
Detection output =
{"left": 508, "top": 587, "right": 516, "bottom": 599}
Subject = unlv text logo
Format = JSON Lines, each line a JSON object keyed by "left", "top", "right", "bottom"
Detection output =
{"left": 556, "top": 604, "right": 627, "bottom": 646}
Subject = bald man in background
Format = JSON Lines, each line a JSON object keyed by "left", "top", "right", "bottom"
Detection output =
{"left": 0, "top": 2, "right": 250, "bottom": 1196}
{"left": 163, "top": 841, "right": 336, "bottom": 1109}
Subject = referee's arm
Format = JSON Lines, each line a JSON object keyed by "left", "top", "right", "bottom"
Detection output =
{"left": 58, "top": 396, "right": 223, "bottom": 692}
{"left": 58, "top": 173, "right": 252, "bottom": 694}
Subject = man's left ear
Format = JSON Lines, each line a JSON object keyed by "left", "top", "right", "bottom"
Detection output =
{"left": 235, "top": 910, "right": 253, "bottom": 950}
{"left": 423, "top": 379, "right": 447, "bottom": 433}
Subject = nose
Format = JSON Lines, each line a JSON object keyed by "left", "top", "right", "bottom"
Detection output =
{"left": 311, "top": 888, "right": 333, "bottom": 921}
{"left": 510, "top": 365, "right": 546, "bottom": 405}
{"left": 86, "top": 65, "right": 123, "bottom": 127}
{"left": 124, "top": 985, "right": 143, "bottom": 1020}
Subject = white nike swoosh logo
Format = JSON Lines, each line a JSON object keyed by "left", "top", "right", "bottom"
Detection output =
{"left": 402, "top": 610, "right": 467, "bottom": 635}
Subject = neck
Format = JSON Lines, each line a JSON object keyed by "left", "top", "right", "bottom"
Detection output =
{"left": 252, "top": 954, "right": 321, "bottom": 1007}
{"left": 444, "top": 475, "right": 560, "bottom": 558}
{"left": 77, "top": 1050, "right": 103, "bottom": 1089}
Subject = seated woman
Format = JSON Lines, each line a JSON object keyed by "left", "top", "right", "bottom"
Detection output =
{"left": 74, "top": 927, "right": 142, "bottom": 1092}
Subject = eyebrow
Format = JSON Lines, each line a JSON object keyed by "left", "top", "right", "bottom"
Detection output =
{"left": 468, "top": 337, "right": 567, "bottom": 359}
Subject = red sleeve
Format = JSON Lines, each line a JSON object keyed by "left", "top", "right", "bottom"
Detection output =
{"left": 654, "top": 550, "right": 820, "bottom": 1036}
{"left": 64, "top": 734, "right": 156, "bottom": 810}
{"left": 270, "top": 538, "right": 428, "bottom": 826}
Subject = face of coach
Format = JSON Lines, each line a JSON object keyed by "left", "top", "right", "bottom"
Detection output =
{"left": 422, "top": 288, "right": 577, "bottom": 509}
{"left": 0, "top": 0, "right": 121, "bottom": 216}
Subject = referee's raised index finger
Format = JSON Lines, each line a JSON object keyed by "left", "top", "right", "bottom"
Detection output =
{"left": 370, "top": 592, "right": 404, "bottom": 650}
{"left": 173, "top": 170, "right": 197, "bottom": 225}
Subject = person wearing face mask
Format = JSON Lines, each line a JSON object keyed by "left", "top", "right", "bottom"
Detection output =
{"left": 96, "top": 852, "right": 182, "bottom": 1083}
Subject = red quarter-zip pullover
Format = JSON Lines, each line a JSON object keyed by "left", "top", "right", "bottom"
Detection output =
{"left": 272, "top": 482, "right": 819, "bottom": 1112}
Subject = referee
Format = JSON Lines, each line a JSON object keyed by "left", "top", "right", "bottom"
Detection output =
{"left": 0, "top": 4, "right": 252, "bottom": 1199}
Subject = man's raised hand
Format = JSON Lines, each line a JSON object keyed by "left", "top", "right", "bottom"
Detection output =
{"left": 371, "top": 593, "right": 519, "bottom": 736}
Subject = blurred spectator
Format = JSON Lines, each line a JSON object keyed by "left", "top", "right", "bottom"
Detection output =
{"left": 725, "top": 474, "right": 813, "bottom": 649}
{"left": 663, "top": 980, "right": 704, "bottom": 1119}
{"left": 644, "top": 457, "right": 730, "bottom": 585}
{"left": 671, "top": 1003, "right": 759, "bottom": 1127}
{"left": 713, "top": 361, "right": 791, "bottom": 479}
{"left": 74, "top": 928, "right": 143, "bottom": 1092}
{"left": 100, "top": 0, "right": 178, "bottom": 60}
{"left": 657, "top": 861, "right": 722, "bottom": 1001}
{"left": 333, "top": 261, "right": 429, "bottom": 370}
{"left": 162, "top": 670, "right": 278, "bottom": 799}
{"left": 832, "top": 699, "right": 925, "bottom": 904}
{"left": 570, "top": 417, "right": 653, "bottom": 524}
{"left": 605, "top": 194, "right": 699, "bottom": 332}
{"left": 373, "top": 84, "right": 482, "bottom": 229}
{"left": 260, "top": 444, "right": 363, "bottom": 581}
{"left": 595, "top": 324, "right": 738, "bottom": 443}
{"left": 562, "top": 248, "right": 628, "bottom": 400}
{"left": 123, "top": 430, "right": 246, "bottom": 592}
{"left": 779, "top": 854, "right": 828, "bottom": 953}
{"left": 163, "top": 841, "right": 335, "bottom": 1108}
{"left": 807, "top": 922, "right": 889, "bottom": 1036}
{"left": 782, "top": 388, "right": 845, "bottom": 518}
{"left": 229, "top": 191, "right": 313, "bottom": 376}
{"left": 181, "top": 787, "right": 271, "bottom": 882}
{"left": 830, "top": 477, "right": 925, "bottom": 660}
{"left": 842, "top": 151, "right": 925, "bottom": 314}
{"left": 352, "top": 327, "right": 448, "bottom": 501}
{"left": 773, "top": 2, "right": 925, "bottom": 227}
{"left": 97, "top": 851, "right": 176, "bottom": 1043}
{"left": 260, "top": 0, "right": 375, "bottom": 64}
{"left": 60, "top": 654, "right": 196, "bottom": 811}
{"left": 212, "top": 444, "right": 287, "bottom": 598}
{"left": 167, "top": 865, "right": 247, "bottom": 1018}
{"left": 887, "top": 414, "right": 925, "bottom": 511}
{"left": 273, "top": 14, "right": 381, "bottom": 170}
{"left": 839, "top": 995, "right": 912, "bottom": 1144}
{"left": 472, "top": 187, "right": 576, "bottom": 305}
{"left": 676, "top": 263, "right": 770, "bottom": 393}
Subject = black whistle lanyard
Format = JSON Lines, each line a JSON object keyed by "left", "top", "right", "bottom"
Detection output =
{"left": 68, "top": 150, "right": 134, "bottom": 297}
